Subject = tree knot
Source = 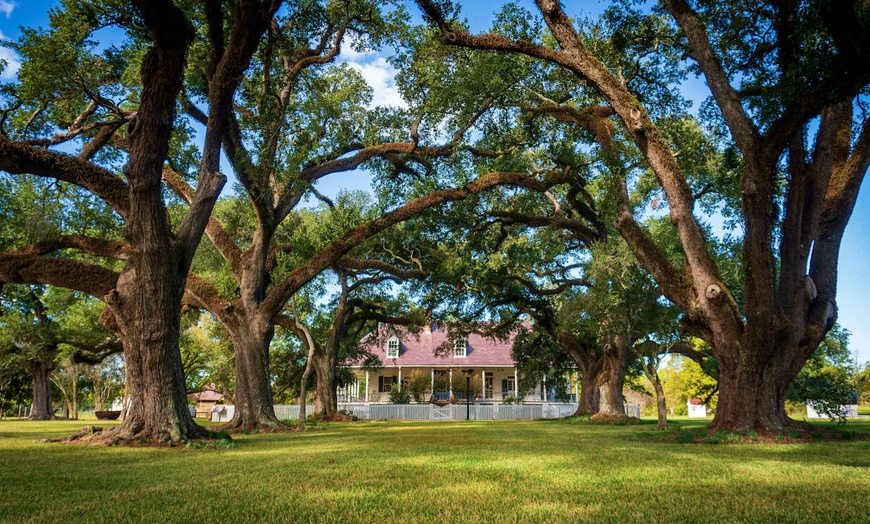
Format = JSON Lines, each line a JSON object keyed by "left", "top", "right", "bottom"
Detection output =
{"left": 804, "top": 275, "right": 817, "bottom": 302}
{"left": 629, "top": 108, "right": 644, "bottom": 131}
{"left": 704, "top": 284, "right": 721, "bottom": 300}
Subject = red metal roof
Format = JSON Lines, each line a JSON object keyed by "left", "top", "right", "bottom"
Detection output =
{"left": 188, "top": 389, "right": 224, "bottom": 402}
{"left": 354, "top": 325, "right": 518, "bottom": 367}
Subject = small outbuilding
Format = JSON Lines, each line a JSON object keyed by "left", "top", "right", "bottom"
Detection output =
{"left": 806, "top": 401, "right": 858, "bottom": 419}
{"left": 188, "top": 387, "right": 225, "bottom": 419}
{"left": 687, "top": 398, "right": 707, "bottom": 418}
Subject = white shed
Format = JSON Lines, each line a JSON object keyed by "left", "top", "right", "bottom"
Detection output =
{"left": 806, "top": 401, "right": 858, "bottom": 419}
{"left": 687, "top": 399, "right": 707, "bottom": 418}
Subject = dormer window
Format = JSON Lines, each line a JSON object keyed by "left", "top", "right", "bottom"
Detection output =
{"left": 453, "top": 337, "right": 467, "bottom": 358}
{"left": 386, "top": 337, "right": 400, "bottom": 359}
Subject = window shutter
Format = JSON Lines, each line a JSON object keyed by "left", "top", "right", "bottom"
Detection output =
{"left": 378, "top": 376, "right": 384, "bottom": 392}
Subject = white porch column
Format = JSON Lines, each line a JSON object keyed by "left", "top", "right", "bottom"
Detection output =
{"left": 481, "top": 370, "right": 486, "bottom": 400}
{"left": 430, "top": 368, "right": 434, "bottom": 399}
{"left": 398, "top": 366, "right": 402, "bottom": 388}
{"left": 365, "top": 371, "right": 370, "bottom": 403}
{"left": 542, "top": 374, "right": 547, "bottom": 401}
{"left": 449, "top": 368, "right": 453, "bottom": 397}
{"left": 514, "top": 367, "right": 519, "bottom": 398}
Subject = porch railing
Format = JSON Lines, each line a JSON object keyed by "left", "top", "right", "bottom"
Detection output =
{"left": 211, "top": 402, "right": 641, "bottom": 422}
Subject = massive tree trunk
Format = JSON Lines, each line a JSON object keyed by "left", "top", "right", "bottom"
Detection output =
{"left": 224, "top": 318, "right": 283, "bottom": 430}
{"left": 595, "top": 334, "right": 627, "bottom": 418}
{"left": 114, "top": 294, "right": 202, "bottom": 443}
{"left": 93, "top": 2, "right": 204, "bottom": 445}
{"left": 312, "top": 296, "right": 349, "bottom": 418}
{"left": 28, "top": 357, "right": 56, "bottom": 420}
{"left": 709, "top": 343, "right": 804, "bottom": 432}
{"left": 575, "top": 373, "right": 601, "bottom": 417}
{"left": 219, "top": 223, "right": 287, "bottom": 430}
{"left": 107, "top": 230, "right": 204, "bottom": 442}
{"left": 558, "top": 332, "right": 601, "bottom": 417}
{"left": 312, "top": 346, "right": 339, "bottom": 417}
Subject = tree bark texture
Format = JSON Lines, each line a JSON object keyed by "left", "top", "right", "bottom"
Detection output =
{"left": 649, "top": 370, "right": 668, "bottom": 431}
{"left": 312, "top": 345, "right": 339, "bottom": 417}
{"left": 595, "top": 334, "right": 627, "bottom": 418}
{"left": 224, "top": 318, "right": 283, "bottom": 430}
{"left": 558, "top": 332, "right": 601, "bottom": 417}
{"left": 297, "top": 332, "right": 317, "bottom": 425}
{"left": 28, "top": 358, "right": 56, "bottom": 420}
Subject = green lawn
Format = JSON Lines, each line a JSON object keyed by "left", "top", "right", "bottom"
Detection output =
{"left": 1, "top": 418, "right": 869, "bottom": 524}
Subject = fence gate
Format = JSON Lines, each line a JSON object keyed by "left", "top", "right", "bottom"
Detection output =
{"left": 432, "top": 405, "right": 451, "bottom": 420}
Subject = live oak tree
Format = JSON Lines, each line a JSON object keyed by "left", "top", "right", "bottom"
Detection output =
{"left": 0, "top": 0, "right": 280, "bottom": 443}
{"left": 0, "top": 286, "right": 60, "bottom": 420}
{"left": 162, "top": 2, "right": 570, "bottom": 430}
{"left": 179, "top": 310, "right": 235, "bottom": 402}
{"left": 393, "top": 10, "right": 710, "bottom": 421}
{"left": 417, "top": 0, "right": 870, "bottom": 432}
{"left": 0, "top": 171, "right": 121, "bottom": 421}
{"left": 0, "top": 285, "right": 116, "bottom": 420}
{"left": 287, "top": 228, "right": 428, "bottom": 420}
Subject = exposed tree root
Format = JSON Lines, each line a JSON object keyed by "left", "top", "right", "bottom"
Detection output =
{"left": 569, "top": 407, "right": 598, "bottom": 419}
{"left": 217, "top": 417, "right": 298, "bottom": 434}
{"left": 707, "top": 415, "right": 813, "bottom": 437}
{"left": 27, "top": 414, "right": 57, "bottom": 421}
{"left": 320, "top": 412, "right": 356, "bottom": 423}
{"left": 48, "top": 420, "right": 212, "bottom": 447}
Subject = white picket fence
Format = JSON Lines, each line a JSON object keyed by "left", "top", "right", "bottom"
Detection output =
{"left": 211, "top": 402, "right": 641, "bottom": 422}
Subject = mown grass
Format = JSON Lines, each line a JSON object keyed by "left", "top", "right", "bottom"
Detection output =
{"left": 1, "top": 418, "right": 869, "bottom": 524}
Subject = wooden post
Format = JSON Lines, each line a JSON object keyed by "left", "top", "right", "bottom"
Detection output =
{"left": 430, "top": 368, "right": 434, "bottom": 402}
{"left": 449, "top": 368, "right": 453, "bottom": 399}
{"left": 514, "top": 367, "right": 519, "bottom": 399}
{"left": 365, "top": 371, "right": 370, "bottom": 403}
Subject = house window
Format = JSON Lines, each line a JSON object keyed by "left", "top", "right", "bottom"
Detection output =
{"left": 502, "top": 377, "right": 516, "bottom": 396}
{"left": 378, "top": 376, "right": 396, "bottom": 393}
{"left": 453, "top": 337, "right": 466, "bottom": 358}
{"left": 386, "top": 337, "right": 399, "bottom": 359}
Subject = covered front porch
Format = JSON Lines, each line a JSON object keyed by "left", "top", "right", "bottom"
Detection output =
{"left": 341, "top": 366, "right": 578, "bottom": 403}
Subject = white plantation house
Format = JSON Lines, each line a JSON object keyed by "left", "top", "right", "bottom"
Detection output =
{"left": 210, "top": 324, "right": 644, "bottom": 423}
{"left": 340, "top": 324, "right": 579, "bottom": 404}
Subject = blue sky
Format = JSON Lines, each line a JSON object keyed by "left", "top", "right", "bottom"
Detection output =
{"left": 1, "top": 1, "right": 868, "bottom": 364}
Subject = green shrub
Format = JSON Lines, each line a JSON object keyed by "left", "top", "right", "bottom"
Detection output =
{"left": 406, "top": 371, "right": 431, "bottom": 403}
{"left": 389, "top": 383, "right": 410, "bottom": 404}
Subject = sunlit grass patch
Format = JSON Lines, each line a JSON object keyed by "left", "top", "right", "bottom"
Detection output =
{"left": 1, "top": 418, "right": 869, "bottom": 523}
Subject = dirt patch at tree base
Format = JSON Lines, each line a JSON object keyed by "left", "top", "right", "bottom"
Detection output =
{"left": 219, "top": 422, "right": 303, "bottom": 435}
{"left": 321, "top": 412, "right": 357, "bottom": 423}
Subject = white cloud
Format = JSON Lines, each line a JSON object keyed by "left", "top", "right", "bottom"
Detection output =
{"left": 0, "top": 1, "right": 15, "bottom": 18}
{"left": 0, "top": 46, "right": 20, "bottom": 81}
{"left": 345, "top": 55, "right": 407, "bottom": 109}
